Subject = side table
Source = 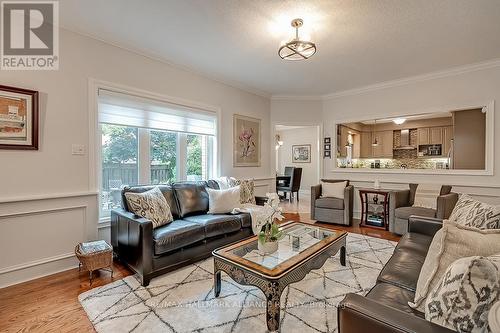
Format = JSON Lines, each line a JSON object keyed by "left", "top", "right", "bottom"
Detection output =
{"left": 359, "top": 188, "right": 390, "bottom": 230}
{"left": 75, "top": 240, "right": 113, "bottom": 285}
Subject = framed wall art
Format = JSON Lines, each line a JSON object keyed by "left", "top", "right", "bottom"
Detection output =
{"left": 0, "top": 85, "right": 39, "bottom": 150}
{"left": 233, "top": 114, "right": 261, "bottom": 167}
{"left": 292, "top": 144, "right": 311, "bottom": 163}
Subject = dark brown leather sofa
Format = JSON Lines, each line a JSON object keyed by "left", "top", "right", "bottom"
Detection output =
{"left": 338, "top": 216, "right": 454, "bottom": 333}
{"left": 111, "top": 180, "right": 254, "bottom": 286}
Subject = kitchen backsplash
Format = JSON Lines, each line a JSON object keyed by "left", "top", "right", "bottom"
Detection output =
{"left": 337, "top": 156, "right": 449, "bottom": 169}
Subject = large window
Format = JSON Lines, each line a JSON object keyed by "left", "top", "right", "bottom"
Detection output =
{"left": 98, "top": 90, "right": 217, "bottom": 220}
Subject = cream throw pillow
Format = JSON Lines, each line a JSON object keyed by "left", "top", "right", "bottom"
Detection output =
{"left": 124, "top": 187, "right": 173, "bottom": 228}
{"left": 321, "top": 181, "right": 347, "bottom": 199}
{"left": 410, "top": 222, "right": 500, "bottom": 312}
{"left": 207, "top": 186, "right": 241, "bottom": 214}
{"left": 425, "top": 254, "right": 500, "bottom": 332}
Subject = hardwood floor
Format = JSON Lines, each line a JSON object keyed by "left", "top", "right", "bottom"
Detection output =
{"left": 0, "top": 212, "right": 399, "bottom": 332}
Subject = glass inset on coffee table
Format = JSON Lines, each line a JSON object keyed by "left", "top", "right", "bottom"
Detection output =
{"left": 212, "top": 222, "right": 347, "bottom": 332}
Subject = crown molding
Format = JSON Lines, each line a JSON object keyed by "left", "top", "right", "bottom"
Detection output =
{"left": 59, "top": 26, "right": 272, "bottom": 99}
{"left": 271, "top": 95, "right": 322, "bottom": 101}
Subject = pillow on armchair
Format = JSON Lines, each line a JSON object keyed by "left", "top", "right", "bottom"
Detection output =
{"left": 321, "top": 181, "right": 347, "bottom": 199}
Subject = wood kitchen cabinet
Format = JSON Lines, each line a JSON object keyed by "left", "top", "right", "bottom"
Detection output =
{"left": 360, "top": 131, "right": 372, "bottom": 158}
{"left": 430, "top": 127, "right": 443, "bottom": 144}
{"left": 418, "top": 127, "right": 430, "bottom": 145}
{"left": 372, "top": 130, "right": 394, "bottom": 158}
{"left": 339, "top": 125, "right": 349, "bottom": 157}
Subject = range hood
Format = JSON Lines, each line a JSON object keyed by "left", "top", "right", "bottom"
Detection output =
{"left": 394, "top": 129, "right": 415, "bottom": 149}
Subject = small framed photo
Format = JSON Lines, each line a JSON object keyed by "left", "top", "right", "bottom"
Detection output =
{"left": 324, "top": 137, "right": 331, "bottom": 144}
{"left": 324, "top": 150, "right": 331, "bottom": 158}
{"left": 292, "top": 144, "right": 311, "bottom": 163}
{"left": 0, "top": 85, "right": 39, "bottom": 150}
{"left": 324, "top": 144, "right": 331, "bottom": 151}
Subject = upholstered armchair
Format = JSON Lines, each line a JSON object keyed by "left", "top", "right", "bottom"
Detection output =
{"left": 389, "top": 184, "right": 458, "bottom": 235}
{"left": 311, "top": 179, "right": 354, "bottom": 226}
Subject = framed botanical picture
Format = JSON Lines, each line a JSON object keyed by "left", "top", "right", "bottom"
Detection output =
{"left": 233, "top": 114, "right": 261, "bottom": 167}
{"left": 0, "top": 85, "right": 39, "bottom": 150}
{"left": 324, "top": 150, "right": 331, "bottom": 158}
{"left": 292, "top": 144, "right": 311, "bottom": 163}
{"left": 324, "top": 137, "right": 331, "bottom": 144}
{"left": 324, "top": 144, "right": 331, "bottom": 151}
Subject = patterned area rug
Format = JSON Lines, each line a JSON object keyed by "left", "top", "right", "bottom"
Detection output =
{"left": 79, "top": 233, "right": 396, "bottom": 333}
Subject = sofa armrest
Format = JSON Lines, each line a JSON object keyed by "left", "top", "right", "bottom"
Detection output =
{"left": 408, "top": 215, "right": 443, "bottom": 237}
{"left": 310, "top": 184, "right": 322, "bottom": 219}
{"left": 390, "top": 189, "right": 411, "bottom": 209}
{"left": 344, "top": 185, "right": 354, "bottom": 226}
{"left": 111, "top": 208, "right": 153, "bottom": 285}
{"left": 338, "top": 293, "right": 454, "bottom": 333}
{"left": 436, "top": 192, "right": 458, "bottom": 219}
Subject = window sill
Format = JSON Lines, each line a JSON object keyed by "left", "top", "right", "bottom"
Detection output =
{"left": 98, "top": 217, "right": 111, "bottom": 229}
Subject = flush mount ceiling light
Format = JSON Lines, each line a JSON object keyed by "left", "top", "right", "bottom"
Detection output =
{"left": 393, "top": 118, "right": 406, "bottom": 125}
{"left": 278, "top": 18, "right": 316, "bottom": 61}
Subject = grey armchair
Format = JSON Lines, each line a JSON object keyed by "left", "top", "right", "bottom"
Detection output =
{"left": 311, "top": 179, "right": 354, "bottom": 226}
{"left": 389, "top": 184, "right": 458, "bottom": 235}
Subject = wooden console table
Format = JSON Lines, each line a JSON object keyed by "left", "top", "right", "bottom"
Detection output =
{"left": 359, "top": 188, "right": 391, "bottom": 230}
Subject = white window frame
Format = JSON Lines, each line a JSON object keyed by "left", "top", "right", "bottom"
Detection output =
{"left": 88, "top": 79, "right": 222, "bottom": 223}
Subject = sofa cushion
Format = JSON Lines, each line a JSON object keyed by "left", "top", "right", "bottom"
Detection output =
{"left": 394, "top": 206, "right": 436, "bottom": 220}
{"left": 172, "top": 181, "right": 209, "bottom": 217}
{"left": 184, "top": 214, "right": 241, "bottom": 238}
{"left": 153, "top": 219, "right": 206, "bottom": 255}
{"left": 377, "top": 233, "right": 432, "bottom": 291}
{"left": 315, "top": 197, "right": 344, "bottom": 210}
{"left": 366, "top": 283, "right": 424, "bottom": 318}
{"left": 122, "top": 185, "right": 181, "bottom": 219}
{"left": 233, "top": 213, "right": 252, "bottom": 228}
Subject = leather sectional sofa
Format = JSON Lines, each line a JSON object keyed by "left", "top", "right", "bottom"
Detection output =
{"left": 338, "top": 216, "right": 454, "bottom": 333}
{"left": 111, "top": 180, "right": 255, "bottom": 286}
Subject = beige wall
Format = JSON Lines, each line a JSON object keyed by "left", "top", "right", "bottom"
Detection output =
{"left": 0, "top": 29, "right": 272, "bottom": 287}
{"left": 277, "top": 127, "right": 320, "bottom": 190}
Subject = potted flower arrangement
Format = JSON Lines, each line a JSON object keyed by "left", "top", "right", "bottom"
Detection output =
{"left": 256, "top": 193, "right": 284, "bottom": 255}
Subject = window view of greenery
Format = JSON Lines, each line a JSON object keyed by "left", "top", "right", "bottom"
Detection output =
{"left": 187, "top": 134, "right": 203, "bottom": 180}
{"left": 101, "top": 124, "right": 138, "bottom": 217}
{"left": 151, "top": 130, "right": 177, "bottom": 184}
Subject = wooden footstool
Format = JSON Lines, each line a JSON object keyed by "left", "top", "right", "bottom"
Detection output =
{"left": 75, "top": 240, "right": 113, "bottom": 285}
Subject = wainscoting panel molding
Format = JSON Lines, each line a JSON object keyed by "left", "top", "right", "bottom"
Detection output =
{"left": 0, "top": 193, "right": 98, "bottom": 288}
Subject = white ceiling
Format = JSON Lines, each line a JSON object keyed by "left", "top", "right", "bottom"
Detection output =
{"left": 60, "top": 0, "right": 500, "bottom": 96}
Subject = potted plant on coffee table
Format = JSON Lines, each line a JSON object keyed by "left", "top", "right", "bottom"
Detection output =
{"left": 257, "top": 193, "right": 284, "bottom": 255}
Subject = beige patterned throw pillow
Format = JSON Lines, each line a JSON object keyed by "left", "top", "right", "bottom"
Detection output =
{"left": 410, "top": 222, "right": 500, "bottom": 312}
{"left": 449, "top": 194, "right": 500, "bottom": 229}
{"left": 228, "top": 178, "right": 256, "bottom": 204}
{"left": 425, "top": 255, "right": 500, "bottom": 333}
{"left": 125, "top": 187, "right": 173, "bottom": 228}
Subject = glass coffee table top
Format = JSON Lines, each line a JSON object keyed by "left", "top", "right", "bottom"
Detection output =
{"left": 213, "top": 222, "right": 346, "bottom": 277}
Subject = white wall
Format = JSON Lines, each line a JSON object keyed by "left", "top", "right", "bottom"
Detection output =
{"left": 0, "top": 29, "right": 272, "bottom": 288}
{"left": 322, "top": 65, "right": 500, "bottom": 214}
{"left": 277, "top": 127, "right": 320, "bottom": 190}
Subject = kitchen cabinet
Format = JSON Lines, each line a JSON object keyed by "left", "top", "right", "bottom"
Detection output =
{"left": 418, "top": 127, "right": 430, "bottom": 145}
{"left": 372, "top": 130, "right": 394, "bottom": 158}
{"left": 430, "top": 127, "right": 443, "bottom": 144}
{"left": 360, "top": 131, "right": 372, "bottom": 158}
{"left": 339, "top": 125, "right": 349, "bottom": 157}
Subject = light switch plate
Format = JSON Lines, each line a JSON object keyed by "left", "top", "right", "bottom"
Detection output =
{"left": 72, "top": 144, "right": 85, "bottom": 155}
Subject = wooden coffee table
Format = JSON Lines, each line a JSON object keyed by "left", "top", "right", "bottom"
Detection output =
{"left": 212, "top": 222, "right": 347, "bottom": 332}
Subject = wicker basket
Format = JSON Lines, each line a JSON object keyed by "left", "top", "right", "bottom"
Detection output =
{"left": 75, "top": 241, "right": 113, "bottom": 284}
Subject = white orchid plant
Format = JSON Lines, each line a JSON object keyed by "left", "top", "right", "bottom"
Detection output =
{"left": 257, "top": 193, "right": 285, "bottom": 244}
